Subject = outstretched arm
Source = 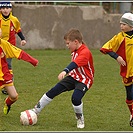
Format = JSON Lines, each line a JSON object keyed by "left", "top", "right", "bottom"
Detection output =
{"left": 18, "top": 50, "right": 38, "bottom": 67}
{"left": 107, "top": 51, "right": 126, "bottom": 66}
{"left": 58, "top": 62, "right": 78, "bottom": 80}
{"left": 0, "top": 39, "right": 38, "bottom": 66}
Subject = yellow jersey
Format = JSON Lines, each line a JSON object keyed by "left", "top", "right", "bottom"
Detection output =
{"left": 100, "top": 31, "right": 133, "bottom": 78}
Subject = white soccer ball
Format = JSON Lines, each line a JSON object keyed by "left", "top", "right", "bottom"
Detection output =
{"left": 20, "top": 109, "right": 37, "bottom": 126}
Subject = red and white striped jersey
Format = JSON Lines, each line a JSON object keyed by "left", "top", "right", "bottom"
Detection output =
{"left": 68, "top": 44, "right": 94, "bottom": 89}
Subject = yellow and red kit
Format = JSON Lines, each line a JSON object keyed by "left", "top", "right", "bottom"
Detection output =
{"left": 0, "top": 39, "right": 38, "bottom": 89}
{"left": 100, "top": 32, "right": 133, "bottom": 80}
{"left": 0, "top": 12, "right": 21, "bottom": 45}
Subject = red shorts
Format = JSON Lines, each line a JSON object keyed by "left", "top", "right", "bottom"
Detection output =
{"left": 122, "top": 76, "right": 133, "bottom": 86}
{"left": 0, "top": 79, "right": 13, "bottom": 89}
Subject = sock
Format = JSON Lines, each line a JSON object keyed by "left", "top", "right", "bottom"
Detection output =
{"left": 34, "top": 93, "right": 52, "bottom": 114}
{"left": 126, "top": 99, "right": 133, "bottom": 115}
{"left": 72, "top": 102, "right": 83, "bottom": 119}
{"left": 5, "top": 96, "right": 18, "bottom": 106}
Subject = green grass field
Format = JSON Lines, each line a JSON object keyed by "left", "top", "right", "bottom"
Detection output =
{"left": 0, "top": 49, "right": 132, "bottom": 131}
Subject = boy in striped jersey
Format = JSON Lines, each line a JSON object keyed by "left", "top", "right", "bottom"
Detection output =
{"left": 31, "top": 28, "right": 95, "bottom": 128}
{"left": 100, "top": 12, "right": 133, "bottom": 127}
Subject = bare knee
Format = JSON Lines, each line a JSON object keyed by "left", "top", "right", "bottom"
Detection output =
{"left": 9, "top": 93, "right": 18, "bottom": 101}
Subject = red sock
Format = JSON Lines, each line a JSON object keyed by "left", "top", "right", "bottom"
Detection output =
{"left": 126, "top": 99, "right": 133, "bottom": 115}
{"left": 5, "top": 96, "right": 17, "bottom": 106}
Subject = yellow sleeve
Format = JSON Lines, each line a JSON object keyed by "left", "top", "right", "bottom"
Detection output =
{"left": 10, "top": 14, "right": 21, "bottom": 33}
{"left": 101, "top": 32, "right": 124, "bottom": 53}
{"left": 0, "top": 39, "right": 22, "bottom": 58}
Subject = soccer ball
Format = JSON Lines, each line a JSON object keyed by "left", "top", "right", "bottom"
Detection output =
{"left": 20, "top": 109, "right": 37, "bottom": 126}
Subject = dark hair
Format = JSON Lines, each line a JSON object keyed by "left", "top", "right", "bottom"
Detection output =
{"left": 64, "top": 28, "right": 83, "bottom": 43}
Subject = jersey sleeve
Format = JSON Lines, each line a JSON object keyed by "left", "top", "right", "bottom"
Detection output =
{"left": 1, "top": 39, "right": 22, "bottom": 58}
{"left": 0, "top": 39, "right": 38, "bottom": 66}
{"left": 18, "top": 51, "right": 38, "bottom": 66}
{"left": 74, "top": 50, "right": 91, "bottom": 67}
{"left": 10, "top": 15, "right": 21, "bottom": 33}
{"left": 100, "top": 33, "right": 123, "bottom": 54}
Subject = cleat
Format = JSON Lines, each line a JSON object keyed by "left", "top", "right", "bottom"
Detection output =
{"left": 75, "top": 114, "right": 85, "bottom": 128}
{"left": 3, "top": 103, "right": 11, "bottom": 115}
{"left": 77, "top": 117, "right": 85, "bottom": 128}
{"left": 130, "top": 115, "right": 133, "bottom": 127}
{"left": 1, "top": 89, "right": 8, "bottom": 95}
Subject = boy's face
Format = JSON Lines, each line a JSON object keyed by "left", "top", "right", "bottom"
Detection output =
{"left": 65, "top": 39, "right": 79, "bottom": 52}
{"left": 0, "top": 7, "right": 12, "bottom": 16}
{"left": 120, "top": 23, "right": 133, "bottom": 32}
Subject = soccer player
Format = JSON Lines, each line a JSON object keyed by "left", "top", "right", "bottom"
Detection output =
{"left": 0, "top": 37, "right": 38, "bottom": 115}
{"left": 30, "top": 28, "right": 95, "bottom": 128}
{"left": 100, "top": 12, "right": 133, "bottom": 127}
{"left": 0, "top": 2, "right": 27, "bottom": 94}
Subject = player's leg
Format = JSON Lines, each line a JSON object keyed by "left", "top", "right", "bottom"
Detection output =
{"left": 123, "top": 76, "right": 133, "bottom": 126}
{"left": 6, "top": 58, "right": 13, "bottom": 75}
{"left": 3, "top": 85, "right": 18, "bottom": 114}
{"left": 32, "top": 83, "right": 67, "bottom": 115}
{"left": 71, "top": 83, "right": 88, "bottom": 128}
{"left": 1, "top": 58, "right": 13, "bottom": 95}
{"left": 125, "top": 84, "right": 133, "bottom": 126}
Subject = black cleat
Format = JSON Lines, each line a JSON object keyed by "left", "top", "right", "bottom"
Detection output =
{"left": 1, "top": 89, "right": 8, "bottom": 95}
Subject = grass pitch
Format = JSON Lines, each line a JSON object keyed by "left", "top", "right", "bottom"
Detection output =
{"left": 0, "top": 49, "right": 132, "bottom": 131}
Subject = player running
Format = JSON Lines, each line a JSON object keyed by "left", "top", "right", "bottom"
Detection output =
{"left": 0, "top": 2, "right": 27, "bottom": 95}
{"left": 0, "top": 36, "right": 38, "bottom": 115}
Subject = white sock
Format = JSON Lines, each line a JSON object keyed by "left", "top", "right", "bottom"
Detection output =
{"left": 72, "top": 102, "right": 83, "bottom": 119}
{"left": 34, "top": 94, "right": 52, "bottom": 114}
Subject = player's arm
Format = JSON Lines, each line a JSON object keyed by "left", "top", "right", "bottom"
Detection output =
{"left": 2, "top": 40, "right": 38, "bottom": 67}
{"left": 17, "top": 31, "right": 25, "bottom": 41}
{"left": 18, "top": 50, "right": 38, "bottom": 67}
{"left": 58, "top": 62, "right": 78, "bottom": 80}
{"left": 107, "top": 51, "right": 119, "bottom": 59}
{"left": 63, "top": 62, "right": 78, "bottom": 74}
{"left": 13, "top": 16, "right": 26, "bottom": 45}
{"left": 107, "top": 51, "right": 126, "bottom": 66}
{"left": 17, "top": 31, "right": 27, "bottom": 46}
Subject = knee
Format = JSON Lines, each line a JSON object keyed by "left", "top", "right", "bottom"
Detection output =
{"left": 71, "top": 95, "right": 81, "bottom": 106}
{"left": 10, "top": 93, "right": 18, "bottom": 101}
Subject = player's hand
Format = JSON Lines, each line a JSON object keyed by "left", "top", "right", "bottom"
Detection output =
{"left": 116, "top": 56, "right": 126, "bottom": 66}
{"left": 33, "top": 59, "right": 39, "bottom": 67}
{"left": 58, "top": 71, "right": 66, "bottom": 81}
{"left": 21, "top": 40, "right": 27, "bottom": 46}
